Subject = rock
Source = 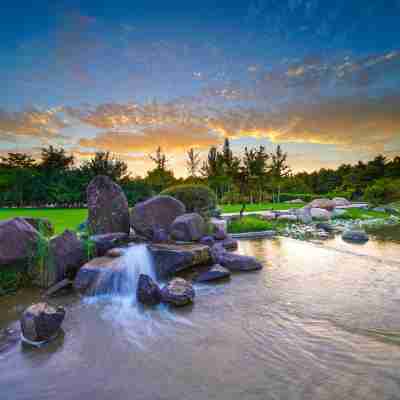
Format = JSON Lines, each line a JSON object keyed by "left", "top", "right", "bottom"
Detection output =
{"left": 310, "top": 208, "right": 332, "bottom": 221}
{"left": 199, "top": 236, "right": 216, "bottom": 247}
{"left": 211, "top": 243, "right": 262, "bottom": 272}
{"left": 342, "top": 229, "right": 369, "bottom": 243}
{"left": 131, "top": 195, "right": 186, "bottom": 240}
{"left": 137, "top": 274, "right": 162, "bottom": 305}
{"left": 0, "top": 218, "right": 42, "bottom": 271}
{"left": 106, "top": 248, "right": 126, "bottom": 258}
{"left": 278, "top": 214, "right": 298, "bottom": 222}
{"left": 296, "top": 207, "right": 312, "bottom": 224}
{"left": 210, "top": 218, "right": 227, "bottom": 234}
{"left": 170, "top": 213, "right": 206, "bottom": 242}
{"left": 74, "top": 256, "right": 123, "bottom": 295}
{"left": 261, "top": 211, "right": 276, "bottom": 220}
{"left": 149, "top": 243, "right": 211, "bottom": 277}
{"left": 316, "top": 222, "right": 335, "bottom": 233}
{"left": 213, "top": 227, "right": 226, "bottom": 240}
{"left": 22, "top": 217, "right": 54, "bottom": 237}
{"left": 89, "top": 232, "right": 130, "bottom": 256}
{"left": 217, "top": 252, "right": 263, "bottom": 272}
{"left": 332, "top": 208, "right": 347, "bottom": 217}
{"left": 20, "top": 303, "right": 65, "bottom": 343}
{"left": 161, "top": 278, "right": 195, "bottom": 306}
{"left": 332, "top": 197, "right": 351, "bottom": 207}
{"left": 285, "top": 199, "right": 304, "bottom": 204}
{"left": 195, "top": 264, "right": 231, "bottom": 282}
{"left": 152, "top": 228, "right": 169, "bottom": 243}
{"left": 309, "top": 198, "right": 336, "bottom": 211}
{"left": 220, "top": 236, "right": 238, "bottom": 251}
{"left": 47, "top": 230, "right": 86, "bottom": 286}
{"left": 87, "top": 175, "right": 130, "bottom": 235}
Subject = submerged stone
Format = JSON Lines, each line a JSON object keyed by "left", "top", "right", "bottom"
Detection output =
{"left": 342, "top": 229, "right": 369, "bottom": 243}
{"left": 195, "top": 264, "right": 231, "bottom": 282}
{"left": 137, "top": 274, "right": 162, "bottom": 305}
{"left": 161, "top": 278, "right": 195, "bottom": 306}
{"left": 20, "top": 303, "right": 65, "bottom": 343}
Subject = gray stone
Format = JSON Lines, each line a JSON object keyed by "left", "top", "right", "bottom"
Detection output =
{"left": 131, "top": 195, "right": 185, "bottom": 240}
{"left": 87, "top": 175, "right": 130, "bottom": 235}
{"left": 0, "top": 218, "right": 42, "bottom": 271}
{"left": 211, "top": 244, "right": 263, "bottom": 272}
{"left": 195, "top": 264, "right": 231, "bottom": 282}
{"left": 316, "top": 222, "right": 335, "bottom": 233}
{"left": 20, "top": 303, "right": 65, "bottom": 343}
{"left": 278, "top": 214, "right": 298, "bottom": 222}
{"left": 296, "top": 207, "right": 313, "bottom": 224}
{"left": 332, "top": 197, "right": 351, "bottom": 207}
{"left": 161, "top": 278, "right": 195, "bottom": 306}
{"left": 310, "top": 208, "right": 332, "bottom": 221}
{"left": 199, "top": 236, "right": 216, "bottom": 247}
{"left": 220, "top": 236, "right": 238, "bottom": 251}
{"left": 213, "top": 227, "right": 227, "bottom": 240}
{"left": 308, "top": 198, "right": 336, "bottom": 211}
{"left": 137, "top": 274, "right": 162, "bottom": 305}
{"left": 89, "top": 232, "right": 130, "bottom": 256}
{"left": 342, "top": 230, "right": 369, "bottom": 243}
{"left": 170, "top": 213, "right": 206, "bottom": 242}
{"left": 149, "top": 243, "right": 211, "bottom": 277}
{"left": 47, "top": 230, "right": 86, "bottom": 286}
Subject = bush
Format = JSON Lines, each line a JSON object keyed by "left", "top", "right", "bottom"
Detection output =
{"left": 278, "top": 193, "right": 319, "bottom": 203}
{"left": 161, "top": 184, "right": 217, "bottom": 216}
{"left": 363, "top": 179, "right": 400, "bottom": 206}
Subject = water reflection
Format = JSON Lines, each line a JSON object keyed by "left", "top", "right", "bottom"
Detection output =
{"left": 1, "top": 236, "right": 400, "bottom": 399}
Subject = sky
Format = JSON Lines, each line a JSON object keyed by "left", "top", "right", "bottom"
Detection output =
{"left": 1, "top": 0, "right": 399, "bottom": 177}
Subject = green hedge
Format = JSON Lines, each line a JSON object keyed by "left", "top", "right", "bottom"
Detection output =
{"left": 161, "top": 184, "right": 217, "bottom": 216}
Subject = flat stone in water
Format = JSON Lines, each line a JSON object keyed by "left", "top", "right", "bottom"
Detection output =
{"left": 195, "top": 264, "right": 231, "bottom": 282}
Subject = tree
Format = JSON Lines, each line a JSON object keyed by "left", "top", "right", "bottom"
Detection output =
{"left": 149, "top": 146, "right": 168, "bottom": 171}
{"left": 81, "top": 151, "right": 129, "bottom": 182}
{"left": 270, "top": 145, "right": 291, "bottom": 202}
{"left": 186, "top": 148, "right": 201, "bottom": 178}
{"left": 39, "top": 146, "right": 74, "bottom": 173}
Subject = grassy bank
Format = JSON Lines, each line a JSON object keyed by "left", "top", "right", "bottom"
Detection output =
{"left": 220, "top": 202, "right": 304, "bottom": 214}
{"left": 228, "top": 216, "right": 289, "bottom": 234}
{"left": 337, "top": 208, "right": 390, "bottom": 220}
{"left": 0, "top": 208, "right": 87, "bottom": 234}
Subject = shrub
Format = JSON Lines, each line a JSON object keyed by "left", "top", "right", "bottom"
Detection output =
{"left": 363, "top": 179, "right": 400, "bottom": 206}
{"left": 161, "top": 184, "right": 217, "bottom": 216}
{"left": 278, "top": 193, "right": 319, "bottom": 203}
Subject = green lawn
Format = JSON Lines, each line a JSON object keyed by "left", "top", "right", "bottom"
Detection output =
{"left": 220, "top": 202, "right": 304, "bottom": 214}
{"left": 228, "top": 216, "right": 289, "bottom": 234}
{"left": 0, "top": 208, "right": 87, "bottom": 234}
{"left": 338, "top": 208, "right": 390, "bottom": 220}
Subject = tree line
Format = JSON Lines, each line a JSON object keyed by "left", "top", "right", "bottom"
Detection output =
{"left": 0, "top": 141, "right": 399, "bottom": 207}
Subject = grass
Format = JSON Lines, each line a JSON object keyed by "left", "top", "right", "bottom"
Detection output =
{"left": 0, "top": 208, "right": 87, "bottom": 234}
{"left": 337, "top": 208, "right": 390, "bottom": 220}
{"left": 220, "top": 202, "right": 304, "bottom": 214}
{"left": 227, "top": 215, "right": 290, "bottom": 234}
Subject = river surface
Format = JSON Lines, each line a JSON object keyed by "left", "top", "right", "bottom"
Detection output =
{"left": 1, "top": 233, "right": 400, "bottom": 400}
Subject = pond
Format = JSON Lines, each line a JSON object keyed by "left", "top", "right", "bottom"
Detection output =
{"left": 1, "top": 232, "right": 400, "bottom": 400}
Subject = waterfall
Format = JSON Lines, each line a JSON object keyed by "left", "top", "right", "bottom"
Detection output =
{"left": 91, "top": 244, "right": 156, "bottom": 299}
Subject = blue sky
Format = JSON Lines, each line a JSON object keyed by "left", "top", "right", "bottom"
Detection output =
{"left": 1, "top": 0, "right": 399, "bottom": 176}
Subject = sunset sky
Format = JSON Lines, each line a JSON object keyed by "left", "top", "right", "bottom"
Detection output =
{"left": 1, "top": 0, "right": 399, "bottom": 177}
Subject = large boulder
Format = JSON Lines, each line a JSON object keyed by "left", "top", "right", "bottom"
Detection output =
{"left": 89, "top": 232, "right": 130, "bottom": 257}
{"left": 310, "top": 208, "right": 332, "bottom": 221}
{"left": 131, "top": 195, "right": 186, "bottom": 240}
{"left": 74, "top": 256, "right": 122, "bottom": 295}
{"left": 22, "top": 217, "right": 54, "bottom": 237}
{"left": 0, "top": 218, "right": 42, "bottom": 271}
{"left": 87, "top": 175, "right": 130, "bottom": 235}
{"left": 220, "top": 235, "right": 238, "bottom": 251}
{"left": 211, "top": 244, "right": 263, "bottom": 272}
{"left": 161, "top": 278, "right": 195, "bottom": 306}
{"left": 332, "top": 197, "right": 351, "bottom": 207}
{"left": 296, "top": 207, "right": 313, "bottom": 224}
{"left": 149, "top": 243, "right": 211, "bottom": 277}
{"left": 170, "top": 213, "right": 206, "bottom": 242}
{"left": 308, "top": 198, "right": 336, "bottom": 211}
{"left": 47, "top": 230, "right": 86, "bottom": 286}
{"left": 137, "top": 274, "right": 162, "bottom": 305}
{"left": 199, "top": 235, "right": 216, "bottom": 247}
{"left": 195, "top": 264, "right": 231, "bottom": 282}
{"left": 20, "top": 303, "right": 65, "bottom": 343}
{"left": 342, "top": 229, "right": 369, "bottom": 243}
